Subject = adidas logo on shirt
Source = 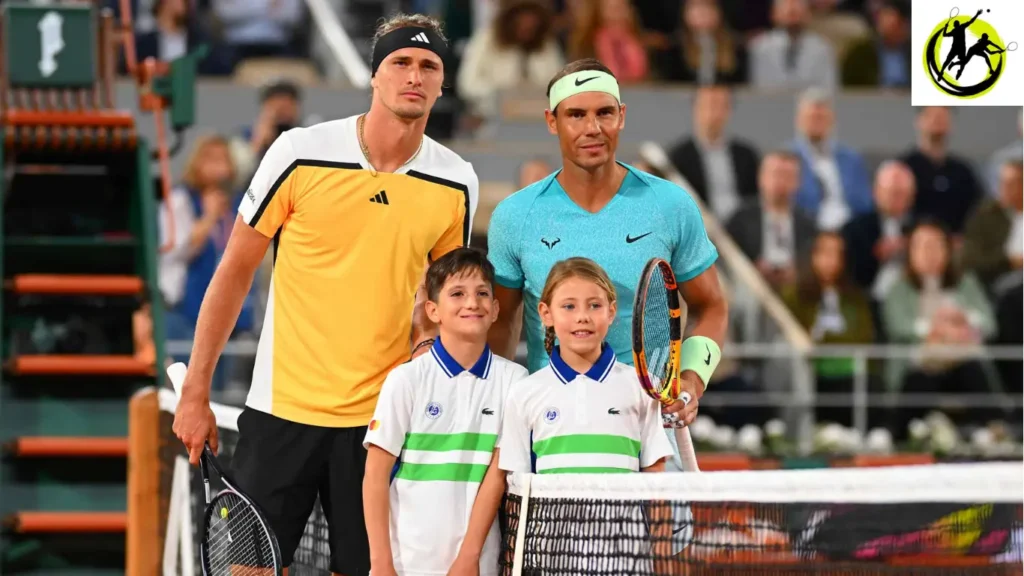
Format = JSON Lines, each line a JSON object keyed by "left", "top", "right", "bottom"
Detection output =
{"left": 411, "top": 32, "right": 430, "bottom": 44}
{"left": 369, "top": 190, "right": 390, "bottom": 205}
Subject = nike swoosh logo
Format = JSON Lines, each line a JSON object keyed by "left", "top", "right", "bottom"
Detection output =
{"left": 626, "top": 232, "right": 652, "bottom": 244}
{"left": 704, "top": 344, "right": 712, "bottom": 365}
{"left": 575, "top": 76, "right": 599, "bottom": 86}
{"left": 673, "top": 524, "right": 689, "bottom": 535}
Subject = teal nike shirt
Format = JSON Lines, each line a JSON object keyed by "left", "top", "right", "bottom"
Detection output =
{"left": 487, "top": 162, "right": 719, "bottom": 373}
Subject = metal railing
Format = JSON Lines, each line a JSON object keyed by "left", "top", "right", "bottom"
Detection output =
{"left": 166, "top": 339, "right": 1021, "bottom": 450}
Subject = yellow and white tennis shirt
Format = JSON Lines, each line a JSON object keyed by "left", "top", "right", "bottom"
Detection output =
{"left": 238, "top": 115, "right": 478, "bottom": 428}
{"left": 363, "top": 339, "right": 528, "bottom": 576}
{"left": 499, "top": 343, "right": 673, "bottom": 474}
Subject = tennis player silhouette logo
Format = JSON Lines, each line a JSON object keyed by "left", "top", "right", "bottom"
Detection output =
{"left": 924, "top": 7, "right": 1017, "bottom": 99}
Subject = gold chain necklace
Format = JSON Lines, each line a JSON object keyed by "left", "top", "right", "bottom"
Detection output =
{"left": 357, "top": 113, "right": 423, "bottom": 176}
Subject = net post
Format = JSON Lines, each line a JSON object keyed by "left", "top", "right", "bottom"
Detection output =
{"left": 126, "top": 386, "right": 161, "bottom": 576}
{"left": 511, "top": 473, "right": 533, "bottom": 576}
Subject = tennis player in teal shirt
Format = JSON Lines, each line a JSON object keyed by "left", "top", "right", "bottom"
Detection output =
{"left": 486, "top": 58, "right": 729, "bottom": 434}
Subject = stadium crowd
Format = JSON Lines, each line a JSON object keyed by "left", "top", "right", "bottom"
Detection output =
{"left": 145, "top": 0, "right": 1022, "bottom": 441}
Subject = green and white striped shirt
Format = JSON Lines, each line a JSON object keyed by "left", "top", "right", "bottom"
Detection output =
{"left": 363, "top": 339, "right": 528, "bottom": 576}
{"left": 498, "top": 344, "right": 673, "bottom": 475}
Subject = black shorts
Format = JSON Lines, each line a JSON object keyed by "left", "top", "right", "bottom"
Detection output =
{"left": 231, "top": 407, "right": 370, "bottom": 575}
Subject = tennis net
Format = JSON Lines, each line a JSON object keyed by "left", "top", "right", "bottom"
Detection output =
{"left": 150, "top": 389, "right": 1022, "bottom": 576}
{"left": 501, "top": 464, "right": 1023, "bottom": 575}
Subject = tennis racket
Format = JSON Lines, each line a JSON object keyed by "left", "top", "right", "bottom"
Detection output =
{"left": 632, "top": 258, "right": 701, "bottom": 473}
{"left": 167, "top": 362, "right": 283, "bottom": 576}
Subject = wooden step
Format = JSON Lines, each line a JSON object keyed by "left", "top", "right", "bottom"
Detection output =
{"left": 5, "top": 235, "right": 138, "bottom": 249}
{"left": 6, "top": 355, "right": 153, "bottom": 376}
{"left": 3, "top": 511, "right": 126, "bottom": 533}
{"left": 5, "top": 436, "right": 128, "bottom": 458}
{"left": 5, "top": 274, "right": 143, "bottom": 296}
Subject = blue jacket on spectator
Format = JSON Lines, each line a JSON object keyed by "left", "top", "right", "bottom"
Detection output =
{"left": 791, "top": 138, "right": 873, "bottom": 221}
{"left": 177, "top": 189, "right": 258, "bottom": 333}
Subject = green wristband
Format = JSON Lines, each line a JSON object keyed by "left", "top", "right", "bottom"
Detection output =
{"left": 680, "top": 336, "right": 721, "bottom": 391}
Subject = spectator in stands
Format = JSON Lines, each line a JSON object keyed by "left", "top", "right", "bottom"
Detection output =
{"left": 726, "top": 151, "right": 817, "bottom": 290}
{"left": 518, "top": 157, "right": 553, "bottom": 187}
{"left": 749, "top": 0, "right": 837, "bottom": 91}
{"left": 986, "top": 109, "right": 1022, "bottom": 196}
{"left": 457, "top": 0, "right": 564, "bottom": 121}
{"left": 791, "top": 88, "right": 872, "bottom": 231}
{"left": 843, "top": 160, "right": 915, "bottom": 303}
{"left": 212, "top": 0, "right": 304, "bottom": 66}
{"left": 229, "top": 79, "right": 303, "bottom": 190}
{"left": 159, "top": 134, "right": 259, "bottom": 386}
{"left": 718, "top": 0, "right": 773, "bottom": 40}
{"left": 901, "top": 107, "right": 984, "bottom": 235}
{"left": 566, "top": 0, "right": 648, "bottom": 83}
{"left": 651, "top": 0, "right": 747, "bottom": 85}
{"left": 882, "top": 219, "right": 998, "bottom": 434}
{"left": 127, "top": 0, "right": 233, "bottom": 75}
{"left": 667, "top": 85, "right": 759, "bottom": 223}
{"left": 962, "top": 159, "right": 1023, "bottom": 294}
{"left": 782, "top": 231, "right": 875, "bottom": 427}
{"left": 805, "top": 0, "right": 871, "bottom": 64}
{"left": 840, "top": 0, "right": 911, "bottom": 88}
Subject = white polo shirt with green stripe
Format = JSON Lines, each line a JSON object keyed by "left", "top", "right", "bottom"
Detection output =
{"left": 363, "top": 339, "right": 527, "bottom": 576}
{"left": 498, "top": 343, "right": 673, "bottom": 475}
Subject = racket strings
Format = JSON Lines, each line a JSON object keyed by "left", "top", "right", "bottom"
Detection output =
{"left": 205, "top": 492, "right": 276, "bottom": 575}
{"left": 640, "top": 275, "right": 674, "bottom": 393}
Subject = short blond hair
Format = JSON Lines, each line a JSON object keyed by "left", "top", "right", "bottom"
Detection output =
{"left": 371, "top": 13, "right": 448, "bottom": 53}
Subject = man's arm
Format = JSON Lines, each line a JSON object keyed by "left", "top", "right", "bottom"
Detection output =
{"left": 183, "top": 217, "right": 271, "bottom": 390}
{"left": 452, "top": 450, "right": 506, "bottom": 570}
{"left": 363, "top": 446, "right": 398, "bottom": 575}
{"left": 410, "top": 271, "right": 438, "bottom": 357}
{"left": 665, "top": 265, "right": 729, "bottom": 422}
{"left": 680, "top": 266, "right": 729, "bottom": 377}
{"left": 489, "top": 285, "right": 524, "bottom": 360}
{"left": 485, "top": 197, "right": 527, "bottom": 360}
{"left": 174, "top": 132, "right": 296, "bottom": 464}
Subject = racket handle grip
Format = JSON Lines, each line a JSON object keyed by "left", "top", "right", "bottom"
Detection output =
{"left": 661, "top": 392, "right": 692, "bottom": 428}
{"left": 675, "top": 427, "right": 701, "bottom": 473}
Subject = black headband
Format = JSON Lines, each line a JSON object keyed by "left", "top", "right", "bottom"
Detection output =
{"left": 371, "top": 27, "right": 449, "bottom": 76}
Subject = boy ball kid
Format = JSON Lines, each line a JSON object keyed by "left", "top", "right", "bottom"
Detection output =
{"left": 362, "top": 248, "right": 528, "bottom": 576}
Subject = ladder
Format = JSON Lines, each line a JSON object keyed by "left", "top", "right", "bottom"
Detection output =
{"left": 0, "top": 2, "right": 198, "bottom": 572}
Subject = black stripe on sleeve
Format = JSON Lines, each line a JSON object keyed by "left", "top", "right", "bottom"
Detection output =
{"left": 249, "top": 160, "right": 363, "bottom": 228}
{"left": 406, "top": 169, "right": 471, "bottom": 247}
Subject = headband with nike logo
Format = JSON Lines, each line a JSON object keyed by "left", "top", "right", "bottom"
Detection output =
{"left": 548, "top": 70, "right": 621, "bottom": 111}
{"left": 371, "top": 26, "right": 449, "bottom": 77}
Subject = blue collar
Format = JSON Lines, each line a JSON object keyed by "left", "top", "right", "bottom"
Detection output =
{"left": 430, "top": 338, "right": 493, "bottom": 379}
{"left": 549, "top": 343, "right": 616, "bottom": 384}
{"left": 537, "top": 161, "right": 652, "bottom": 195}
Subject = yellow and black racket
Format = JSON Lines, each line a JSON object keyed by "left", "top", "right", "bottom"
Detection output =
{"left": 632, "top": 258, "right": 700, "bottom": 472}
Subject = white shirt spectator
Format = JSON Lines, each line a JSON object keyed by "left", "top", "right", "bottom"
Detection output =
{"left": 750, "top": 30, "right": 837, "bottom": 91}
{"left": 157, "top": 186, "right": 196, "bottom": 306}
{"left": 456, "top": 26, "right": 564, "bottom": 117}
